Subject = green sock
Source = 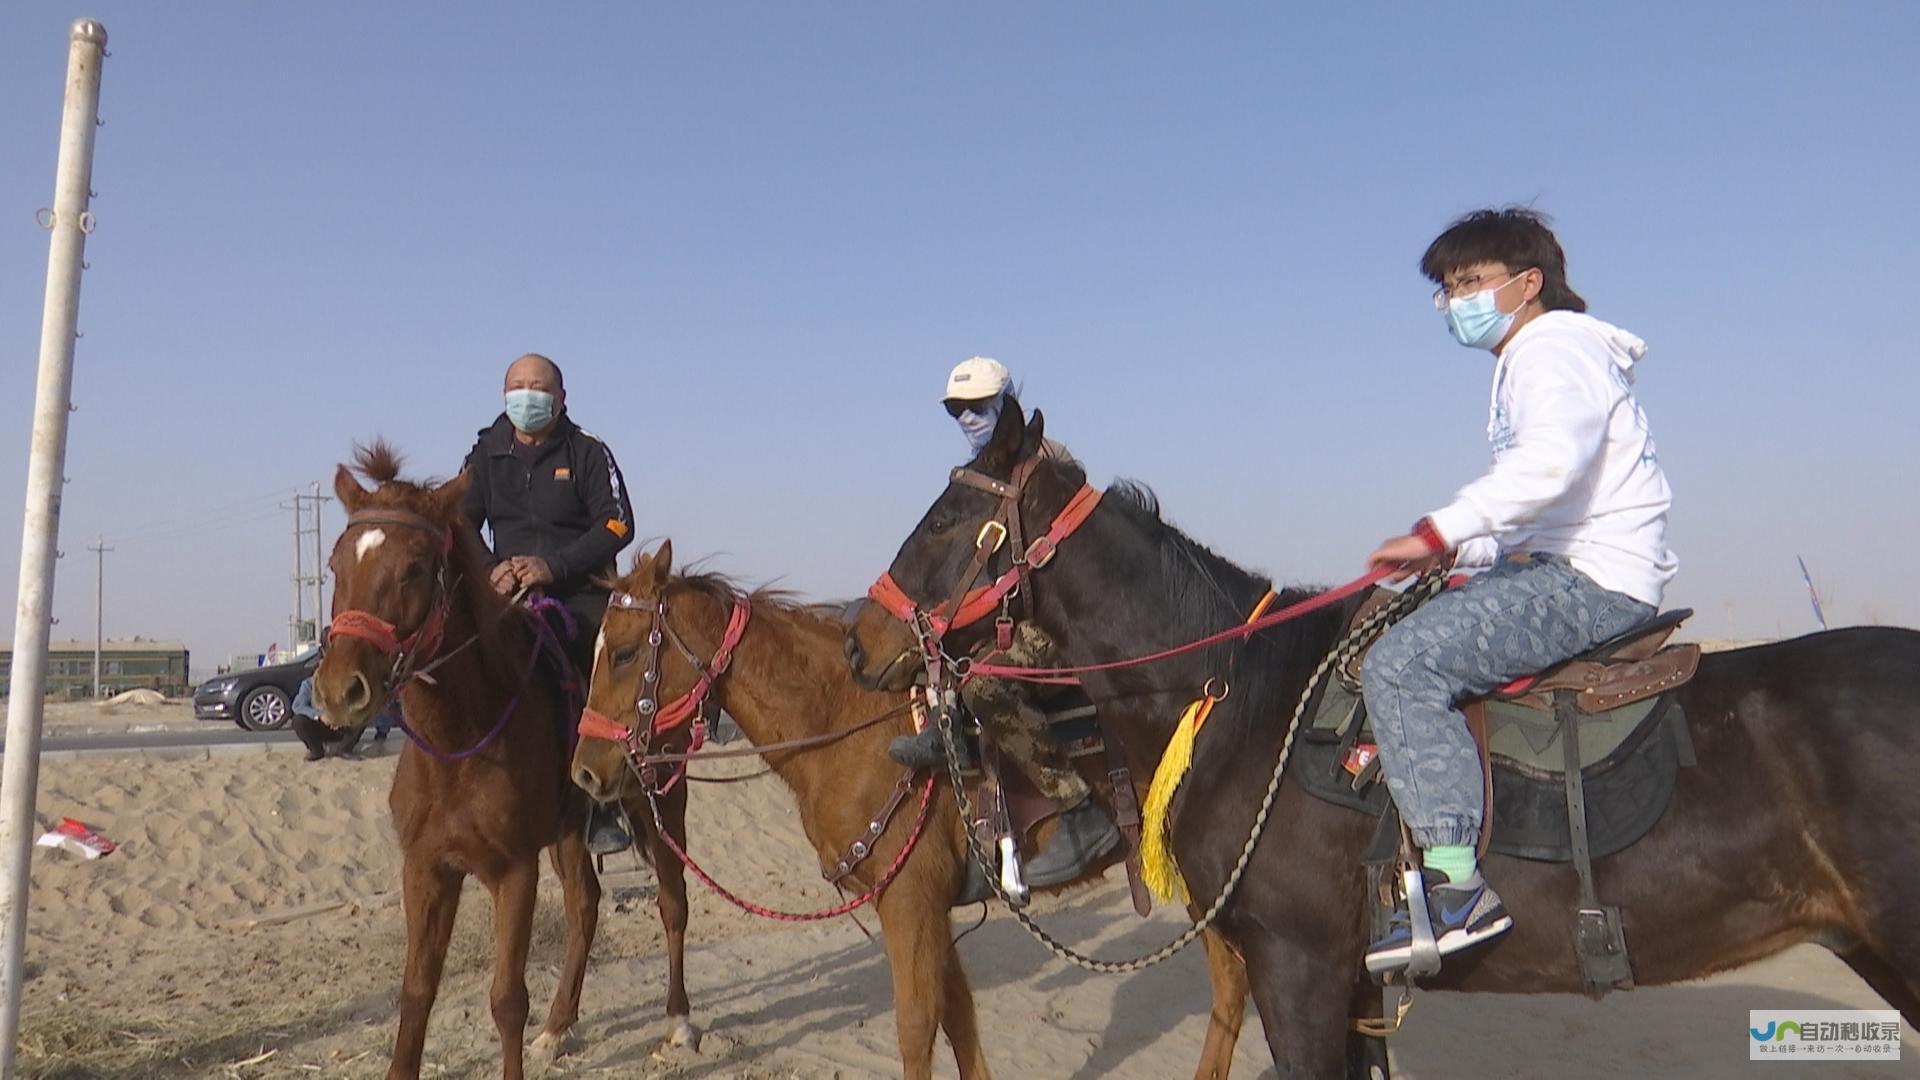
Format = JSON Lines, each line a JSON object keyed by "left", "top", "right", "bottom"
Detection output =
{"left": 1424, "top": 845, "right": 1477, "bottom": 883}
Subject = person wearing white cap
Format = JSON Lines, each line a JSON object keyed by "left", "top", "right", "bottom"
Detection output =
{"left": 943, "top": 356, "right": 1013, "bottom": 453}
{"left": 888, "top": 356, "right": 1121, "bottom": 891}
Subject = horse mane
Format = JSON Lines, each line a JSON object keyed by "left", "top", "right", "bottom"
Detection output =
{"left": 670, "top": 569, "right": 838, "bottom": 627}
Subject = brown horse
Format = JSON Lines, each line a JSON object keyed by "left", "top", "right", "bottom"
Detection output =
{"left": 313, "top": 444, "right": 695, "bottom": 1079}
{"left": 569, "top": 539, "right": 1253, "bottom": 1080}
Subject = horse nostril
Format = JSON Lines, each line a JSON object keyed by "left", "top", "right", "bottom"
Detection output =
{"left": 844, "top": 635, "right": 864, "bottom": 671}
{"left": 573, "top": 766, "right": 603, "bottom": 800}
{"left": 342, "top": 673, "right": 371, "bottom": 713}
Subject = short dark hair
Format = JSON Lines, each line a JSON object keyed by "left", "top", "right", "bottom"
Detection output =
{"left": 514, "top": 352, "right": 565, "bottom": 391}
{"left": 1420, "top": 207, "right": 1587, "bottom": 313}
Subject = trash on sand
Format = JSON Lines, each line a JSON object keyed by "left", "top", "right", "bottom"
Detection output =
{"left": 35, "top": 817, "right": 117, "bottom": 859}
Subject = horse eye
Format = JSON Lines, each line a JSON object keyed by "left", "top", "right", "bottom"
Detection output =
{"left": 612, "top": 647, "right": 638, "bottom": 667}
{"left": 928, "top": 516, "right": 953, "bottom": 535}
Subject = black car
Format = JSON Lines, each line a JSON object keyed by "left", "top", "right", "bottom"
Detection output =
{"left": 193, "top": 650, "right": 320, "bottom": 732}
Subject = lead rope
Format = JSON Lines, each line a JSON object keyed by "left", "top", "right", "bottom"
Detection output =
{"left": 939, "top": 568, "right": 1447, "bottom": 974}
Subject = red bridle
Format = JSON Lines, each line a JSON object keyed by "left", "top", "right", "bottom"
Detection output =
{"left": 868, "top": 454, "right": 1102, "bottom": 647}
{"left": 329, "top": 509, "right": 455, "bottom": 690}
{"left": 577, "top": 588, "right": 752, "bottom": 788}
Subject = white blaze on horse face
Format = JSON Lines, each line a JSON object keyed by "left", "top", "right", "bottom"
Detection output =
{"left": 592, "top": 623, "right": 608, "bottom": 680}
{"left": 355, "top": 528, "right": 387, "bottom": 563}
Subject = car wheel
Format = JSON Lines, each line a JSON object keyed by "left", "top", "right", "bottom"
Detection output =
{"left": 239, "top": 686, "right": 292, "bottom": 732}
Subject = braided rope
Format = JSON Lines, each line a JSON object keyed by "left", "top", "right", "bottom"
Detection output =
{"left": 943, "top": 570, "right": 1446, "bottom": 974}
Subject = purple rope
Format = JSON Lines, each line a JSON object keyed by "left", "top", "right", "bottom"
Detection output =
{"left": 393, "top": 594, "right": 586, "bottom": 764}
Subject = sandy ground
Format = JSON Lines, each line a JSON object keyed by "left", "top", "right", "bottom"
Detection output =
{"left": 10, "top": 741, "right": 1916, "bottom": 1079}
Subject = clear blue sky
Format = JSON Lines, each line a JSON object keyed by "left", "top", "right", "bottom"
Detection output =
{"left": 3, "top": 4, "right": 1915, "bottom": 678}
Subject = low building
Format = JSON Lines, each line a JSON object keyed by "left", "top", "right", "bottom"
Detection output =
{"left": 0, "top": 638, "right": 191, "bottom": 699}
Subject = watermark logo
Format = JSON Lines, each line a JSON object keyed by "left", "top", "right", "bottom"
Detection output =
{"left": 1750, "top": 1010, "right": 1902, "bottom": 1061}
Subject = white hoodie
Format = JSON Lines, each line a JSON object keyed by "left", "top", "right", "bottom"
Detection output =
{"left": 1426, "top": 310, "right": 1677, "bottom": 607}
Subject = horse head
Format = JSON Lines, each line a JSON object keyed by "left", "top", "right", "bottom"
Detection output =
{"left": 844, "top": 397, "right": 1082, "bottom": 690}
{"left": 314, "top": 442, "right": 471, "bottom": 731}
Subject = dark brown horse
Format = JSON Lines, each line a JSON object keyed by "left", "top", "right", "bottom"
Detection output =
{"left": 845, "top": 403, "right": 1920, "bottom": 1078}
{"left": 312, "top": 444, "right": 695, "bottom": 1079}
{"left": 569, "top": 540, "right": 1254, "bottom": 1079}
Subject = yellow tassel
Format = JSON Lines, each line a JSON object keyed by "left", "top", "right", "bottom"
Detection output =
{"left": 1140, "top": 698, "right": 1207, "bottom": 904}
{"left": 1135, "top": 590, "right": 1274, "bottom": 905}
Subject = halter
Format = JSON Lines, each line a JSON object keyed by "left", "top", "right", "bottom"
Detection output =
{"left": 329, "top": 508, "right": 456, "bottom": 692}
{"left": 577, "top": 588, "right": 753, "bottom": 792}
{"left": 868, "top": 452, "right": 1103, "bottom": 655}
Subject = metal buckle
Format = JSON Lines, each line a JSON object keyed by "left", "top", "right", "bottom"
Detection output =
{"left": 1027, "top": 536, "right": 1058, "bottom": 568}
{"left": 975, "top": 519, "right": 1008, "bottom": 553}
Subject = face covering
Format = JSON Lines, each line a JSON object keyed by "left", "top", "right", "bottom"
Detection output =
{"left": 1444, "top": 274, "right": 1525, "bottom": 349}
{"left": 955, "top": 397, "right": 1003, "bottom": 453}
{"left": 504, "top": 388, "right": 556, "bottom": 433}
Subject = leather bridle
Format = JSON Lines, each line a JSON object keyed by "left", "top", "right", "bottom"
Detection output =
{"left": 868, "top": 452, "right": 1102, "bottom": 665}
{"left": 577, "top": 587, "right": 752, "bottom": 792}
{"left": 329, "top": 508, "right": 455, "bottom": 694}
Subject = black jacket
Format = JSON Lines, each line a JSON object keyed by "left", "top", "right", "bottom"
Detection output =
{"left": 460, "top": 412, "right": 635, "bottom": 599}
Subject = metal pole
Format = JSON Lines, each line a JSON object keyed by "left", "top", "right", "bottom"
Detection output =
{"left": 0, "top": 19, "right": 109, "bottom": 1073}
{"left": 309, "top": 481, "right": 327, "bottom": 643}
{"left": 88, "top": 537, "right": 111, "bottom": 697}
{"left": 288, "top": 489, "right": 301, "bottom": 656}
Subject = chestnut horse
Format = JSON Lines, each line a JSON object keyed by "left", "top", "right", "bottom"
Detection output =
{"left": 313, "top": 444, "right": 696, "bottom": 1079}
{"left": 845, "top": 403, "right": 1920, "bottom": 1079}
{"left": 569, "top": 539, "right": 1253, "bottom": 1080}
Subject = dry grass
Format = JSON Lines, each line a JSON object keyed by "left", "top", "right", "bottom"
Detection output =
{"left": 16, "top": 999, "right": 342, "bottom": 1079}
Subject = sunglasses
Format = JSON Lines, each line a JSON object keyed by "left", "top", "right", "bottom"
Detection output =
{"left": 944, "top": 397, "right": 995, "bottom": 419}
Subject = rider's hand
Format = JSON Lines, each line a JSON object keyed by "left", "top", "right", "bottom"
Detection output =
{"left": 1367, "top": 520, "right": 1449, "bottom": 583}
{"left": 511, "top": 556, "right": 555, "bottom": 588}
{"left": 488, "top": 560, "right": 521, "bottom": 596}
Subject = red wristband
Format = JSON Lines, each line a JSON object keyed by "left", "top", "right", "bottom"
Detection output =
{"left": 1411, "top": 517, "right": 1448, "bottom": 555}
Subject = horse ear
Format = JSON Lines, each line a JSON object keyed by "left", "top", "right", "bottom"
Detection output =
{"left": 430, "top": 470, "right": 472, "bottom": 523}
{"left": 977, "top": 400, "right": 1028, "bottom": 473}
{"left": 1024, "top": 409, "right": 1047, "bottom": 454}
{"left": 635, "top": 539, "right": 673, "bottom": 594}
{"left": 334, "top": 464, "right": 368, "bottom": 512}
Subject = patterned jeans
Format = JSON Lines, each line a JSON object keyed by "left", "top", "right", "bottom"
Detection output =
{"left": 1358, "top": 553, "right": 1655, "bottom": 850}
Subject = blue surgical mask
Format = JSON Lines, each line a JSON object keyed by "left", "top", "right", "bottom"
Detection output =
{"left": 504, "top": 388, "right": 556, "bottom": 432}
{"left": 1444, "top": 274, "right": 1524, "bottom": 349}
{"left": 955, "top": 397, "right": 1003, "bottom": 453}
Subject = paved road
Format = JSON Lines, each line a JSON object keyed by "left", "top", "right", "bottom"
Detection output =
{"left": 0, "top": 726, "right": 302, "bottom": 756}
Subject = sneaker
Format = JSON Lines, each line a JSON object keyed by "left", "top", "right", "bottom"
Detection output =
{"left": 1364, "top": 869, "right": 1513, "bottom": 975}
{"left": 586, "top": 805, "right": 632, "bottom": 856}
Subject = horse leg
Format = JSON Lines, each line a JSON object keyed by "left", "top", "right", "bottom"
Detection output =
{"left": 388, "top": 859, "right": 464, "bottom": 1080}
{"left": 875, "top": 893, "right": 952, "bottom": 1080}
{"left": 1840, "top": 946, "right": 1920, "bottom": 1027}
{"left": 937, "top": 941, "right": 991, "bottom": 1079}
{"left": 641, "top": 788, "right": 696, "bottom": 1046}
{"left": 487, "top": 858, "right": 540, "bottom": 1080}
{"left": 1342, "top": 979, "right": 1392, "bottom": 1080}
{"left": 1240, "top": 930, "right": 1353, "bottom": 1080}
{"left": 1191, "top": 927, "right": 1249, "bottom": 1080}
{"left": 529, "top": 828, "right": 602, "bottom": 1067}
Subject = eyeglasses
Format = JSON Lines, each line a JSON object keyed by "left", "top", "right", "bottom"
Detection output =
{"left": 1431, "top": 268, "right": 1531, "bottom": 310}
{"left": 944, "top": 398, "right": 989, "bottom": 419}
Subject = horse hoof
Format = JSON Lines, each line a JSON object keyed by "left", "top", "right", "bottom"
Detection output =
{"left": 527, "top": 1029, "right": 569, "bottom": 1071}
{"left": 667, "top": 1015, "right": 699, "bottom": 1049}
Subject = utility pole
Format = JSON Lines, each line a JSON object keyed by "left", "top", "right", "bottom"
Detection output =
{"left": 309, "top": 480, "right": 330, "bottom": 641}
{"left": 283, "top": 485, "right": 332, "bottom": 656}
{"left": 0, "top": 21, "right": 109, "bottom": 1072}
{"left": 88, "top": 536, "right": 112, "bottom": 697}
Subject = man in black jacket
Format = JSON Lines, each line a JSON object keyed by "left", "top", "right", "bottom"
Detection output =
{"left": 462, "top": 353, "right": 636, "bottom": 853}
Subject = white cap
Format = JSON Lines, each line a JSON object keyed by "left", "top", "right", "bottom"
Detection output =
{"left": 943, "top": 356, "right": 1011, "bottom": 402}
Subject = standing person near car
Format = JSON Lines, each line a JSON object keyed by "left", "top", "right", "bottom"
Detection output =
{"left": 461, "top": 352, "right": 636, "bottom": 854}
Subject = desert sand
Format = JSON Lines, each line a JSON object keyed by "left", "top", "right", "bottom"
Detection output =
{"left": 9, "top": 737, "right": 1915, "bottom": 1078}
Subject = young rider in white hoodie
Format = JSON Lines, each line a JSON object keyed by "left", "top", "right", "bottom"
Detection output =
{"left": 1359, "top": 208, "right": 1677, "bottom": 974}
